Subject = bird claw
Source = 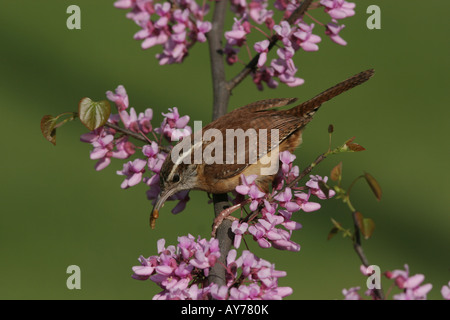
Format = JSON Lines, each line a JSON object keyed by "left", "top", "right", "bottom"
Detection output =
{"left": 211, "top": 199, "right": 250, "bottom": 237}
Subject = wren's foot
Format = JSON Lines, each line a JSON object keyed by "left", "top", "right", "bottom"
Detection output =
{"left": 211, "top": 199, "right": 251, "bottom": 237}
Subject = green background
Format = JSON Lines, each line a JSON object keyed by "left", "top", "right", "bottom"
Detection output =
{"left": 0, "top": 0, "right": 448, "bottom": 299}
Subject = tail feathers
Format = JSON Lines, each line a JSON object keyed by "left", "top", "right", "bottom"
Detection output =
{"left": 288, "top": 69, "right": 375, "bottom": 119}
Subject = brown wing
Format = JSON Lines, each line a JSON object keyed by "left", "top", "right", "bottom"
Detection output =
{"left": 203, "top": 98, "right": 298, "bottom": 133}
{"left": 232, "top": 97, "right": 298, "bottom": 113}
{"left": 201, "top": 69, "right": 375, "bottom": 181}
{"left": 203, "top": 111, "right": 302, "bottom": 180}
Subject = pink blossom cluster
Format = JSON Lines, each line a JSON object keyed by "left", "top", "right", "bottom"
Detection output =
{"left": 132, "top": 235, "right": 292, "bottom": 300}
{"left": 385, "top": 264, "right": 433, "bottom": 300}
{"left": 343, "top": 264, "right": 450, "bottom": 300}
{"left": 231, "top": 151, "right": 333, "bottom": 252}
{"left": 114, "top": 1, "right": 356, "bottom": 89}
{"left": 114, "top": 0, "right": 211, "bottom": 65}
{"left": 223, "top": 0, "right": 355, "bottom": 90}
{"left": 80, "top": 85, "right": 191, "bottom": 213}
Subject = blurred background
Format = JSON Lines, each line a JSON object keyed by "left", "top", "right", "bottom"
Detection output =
{"left": 0, "top": 0, "right": 448, "bottom": 299}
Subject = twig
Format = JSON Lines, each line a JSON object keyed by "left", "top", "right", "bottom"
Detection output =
{"left": 104, "top": 122, "right": 147, "bottom": 143}
{"left": 347, "top": 200, "right": 385, "bottom": 300}
{"left": 104, "top": 122, "right": 171, "bottom": 153}
{"left": 227, "top": 0, "right": 314, "bottom": 92}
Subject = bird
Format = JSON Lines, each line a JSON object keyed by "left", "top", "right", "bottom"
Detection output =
{"left": 150, "top": 69, "right": 374, "bottom": 228}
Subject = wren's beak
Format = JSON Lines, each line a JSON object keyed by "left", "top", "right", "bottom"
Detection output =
{"left": 150, "top": 188, "right": 178, "bottom": 229}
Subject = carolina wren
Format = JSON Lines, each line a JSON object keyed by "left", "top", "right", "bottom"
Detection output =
{"left": 151, "top": 69, "right": 374, "bottom": 227}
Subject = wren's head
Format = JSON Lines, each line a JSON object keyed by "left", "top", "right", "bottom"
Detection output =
{"left": 151, "top": 158, "right": 198, "bottom": 217}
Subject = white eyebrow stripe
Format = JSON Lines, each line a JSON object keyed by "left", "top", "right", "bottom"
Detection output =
{"left": 168, "top": 140, "right": 203, "bottom": 180}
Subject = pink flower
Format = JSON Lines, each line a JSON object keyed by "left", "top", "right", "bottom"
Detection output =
{"left": 224, "top": 44, "right": 240, "bottom": 65}
{"left": 279, "top": 150, "right": 296, "bottom": 175}
{"left": 114, "top": 0, "right": 137, "bottom": 10}
{"left": 441, "top": 282, "right": 450, "bottom": 300}
{"left": 274, "top": 187, "right": 300, "bottom": 212}
{"left": 386, "top": 264, "right": 433, "bottom": 300}
{"left": 270, "top": 57, "right": 305, "bottom": 87}
{"left": 230, "top": 0, "right": 247, "bottom": 17}
{"left": 306, "top": 175, "right": 336, "bottom": 199}
{"left": 80, "top": 129, "right": 115, "bottom": 171}
{"left": 138, "top": 108, "right": 153, "bottom": 133}
{"left": 117, "top": 158, "right": 147, "bottom": 189}
{"left": 273, "top": 21, "right": 292, "bottom": 47}
{"left": 209, "top": 284, "right": 229, "bottom": 300}
{"left": 106, "top": 85, "right": 129, "bottom": 111}
{"left": 325, "top": 22, "right": 347, "bottom": 46}
{"left": 225, "top": 17, "right": 251, "bottom": 47}
{"left": 132, "top": 255, "right": 156, "bottom": 280}
{"left": 196, "top": 20, "right": 212, "bottom": 43}
{"left": 89, "top": 134, "right": 114, "bottom": 160}
{"left": 342, "top": 287, "right": 362, "bottom": 300}
{"left": 294, "top": 192, "right": 321, "bottom": 212}
{"left": 252, "top": 66, "right": 278, "bottom": 90}
{"left": 249, "top": 0, "right": 273, "bottom": 25}
{"left": 236, "top": 174, "right": 266, "bottom": 211}
{"left": 292, "top": 22, "right": 321, "bottom": 52}
{"left": 157, "top": 107, "right": 192, "bottom": 141}
{"left": 112, "top": 136, "right": 135, "bottom": 159}
{"left": 231, "top": 220, "right": 249, "bottom": 249}
{"left": 254, "top": 39, "right": 270, "bottom": 67}
{"left": 120, "top": 107, "right": 139, "bottom": 132}
{"left": 320, "top": 0, "right": 355, "bottom": 20}
{"left": 170, "top": 190, "right": 190, "bottom": 214}
{"left": 147, "top": 152, "right": 166, "bottom": 173}
{"left": 142, "top": 141, "right": 159, "bottom": 158}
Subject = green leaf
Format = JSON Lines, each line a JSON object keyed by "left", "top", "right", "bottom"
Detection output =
{"left": 364, "top": 172, "right": 382, "bottom": 201}
{"left": 40, "top": 112, "right": 78, "bottom": 145}
{"left": 362, "top": 218, "right": 375, "bottom": 239}
{"left": 343, "top": 136, "right": 366, "bottom": 152}
{"left": 354, "top": 212, "right": 375, "bottom": 239}
{"left": 347, "top": 143, "right": 366, "bottom": 152}
{"left": 40, "top": 115, "right": 58, "bottom": 145}
{"left": 331, "top": 161, "right": 342, "bottom": 181}
{"left": 78, "top": 97, "right": 111, "bottom": 131}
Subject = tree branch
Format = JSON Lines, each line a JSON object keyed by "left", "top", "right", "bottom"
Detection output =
{"left": 207, "top": 0, "right": 230, "bottom": 120}
{"left": 104, "top": 122, "right": 148, "bottom": 143}
{"left": 206, "top": 0, "right": 234, "bottom": 289}
{"left": 227, "top": 0, "right": 314, "bottom": 92}
{"left": 104, "top": 122, "right": 171, "bottom": 153}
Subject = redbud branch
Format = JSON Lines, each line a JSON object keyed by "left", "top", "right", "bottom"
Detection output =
{"left": 104, "top": 122, "right": 147, "bottom": 142}
{"left": 104, "top": 122, "right": 171, "bottom": 153}
{"left": 347, "top": 198, "right": 385, "bottom": 300}
{"left": 226, "top": 0, "right": 314, "bottom": 92}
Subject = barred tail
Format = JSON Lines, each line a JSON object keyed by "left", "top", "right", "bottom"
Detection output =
{"left": 288, "top": 69, "right": 375, "bottom": 119}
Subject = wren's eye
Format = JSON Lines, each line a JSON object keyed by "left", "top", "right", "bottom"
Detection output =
{"left": 172, "top": 174, "right": 180, "bottom": 183}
